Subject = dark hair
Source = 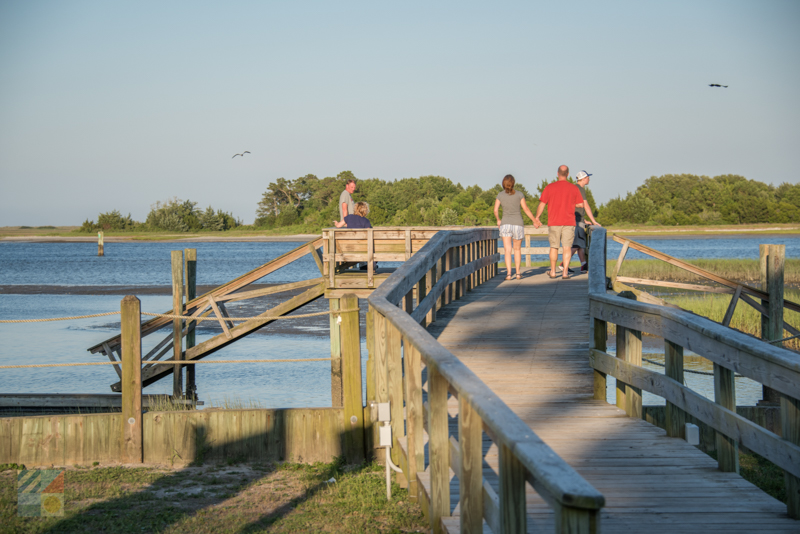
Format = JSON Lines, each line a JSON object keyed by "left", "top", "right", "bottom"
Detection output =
{"left": 502, "top": 175, "right": 515, "bottom": 194}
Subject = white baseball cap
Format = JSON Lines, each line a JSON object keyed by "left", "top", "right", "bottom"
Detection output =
{"left": 576, "top": 170, "right": 592, "bottom": 180}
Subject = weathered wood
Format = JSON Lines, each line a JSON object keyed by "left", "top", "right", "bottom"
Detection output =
{"left": 328, "top": 231, "right": 336, "bottom": 287}
{"left": 624, "top": 327, "right": 642, "bottom": 419}
{"left": 386, "top": 317, "right": 404, "bottom": 470}
{"left": 525, "top": 235, "right": 531, "bottom": 267}
{"left": 592, "top": 318, "right": 607, "bottom": 401}
{"left": 590, "top": 349, "right": 800, "bottom": 479}
{"left": 664, "top": 340, "right": 685, "bottom": 439}
{"left": 428, "top": 364, "right": 451, "bottom": 534}
{"left": 171, "top": 250, "right": 184, "bottom": 398}
{"left": 404, "top": 340, "right": 424, "bottom": 501}
{"left": 500, "top": 443, "right": 526, "bottom": 534}
{"left": 340, "top": 294, "right": 364, "bottom": 464}
{"left": 365, "top": 304, "right": 376, "bottom": 458}
{"left": 329, "top": 298, "right": 342, "bottom": 407}
{"left": 97, "top": 231, "right": 104, "bottom": 256}
{"left": 427, "top": 262, "right": 437, "bottom": 324}
{"left": 367, "top": 228, "right": 375, "bottom": 287}
{"left": 610, "top": 239, "right": 629, "bottom": 287}
{"left": 90, "top": 237, "right": 324, "bottom": 355}
{"left": 207, "top": 295, "right": 232, "bottom": 340}
{"left": 459, "top": 396, "right": 484, "bottom": 533}
{"left": 417, "top": 270, "right": 428, "bottom": 328}
{"left": 121, "top": 295, "right": 143, "bottom": 463}
{"left": 763, "top": 245, "right": 785, "bottom": 404}
{"left": 111, "top": 283, "right": 326, "bottom": 392}
{"left": 714, "top": 363, "right": 739, "bottom": 473}
{"left": 308, "top": 243, "right": 324, "bottom": 275}
{"left": 184, "top": 249, "right": 197, "bottom": 399}
{"left": 782, "top": 394, "right": 800, "bottom": 518}
{"left": 102, "top": 342, "right": 122, "bottom": 378}
{"left": 722, "top": 285, "right": 743, "bottom": 327}
{"left": 615, "top": 326, "right": 627, "bottom": 410}
{"left": 405, "top": 229, "right": 412, "bottom": 260}
{"left": 615, "top": 277, "right": 737, "bottom": 294}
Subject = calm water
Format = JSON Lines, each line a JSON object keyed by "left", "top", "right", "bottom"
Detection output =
{"left": 1, "top": 235, "right": 796, "bottom": 407}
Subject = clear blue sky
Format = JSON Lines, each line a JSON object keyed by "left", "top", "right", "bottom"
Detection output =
{"left": 1, "top": 1, "right": 798, "bottom": 225}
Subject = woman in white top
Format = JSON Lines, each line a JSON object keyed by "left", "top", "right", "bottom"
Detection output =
{"left": 494, "top": 174, "right": 536, "bottom": 280}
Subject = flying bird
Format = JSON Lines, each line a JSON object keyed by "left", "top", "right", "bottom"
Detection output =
{"left": 708, "top": 84, "right": 728, "bottom": 88}
{"left": 232, "top": 151, "right": 251, "bottom": 158}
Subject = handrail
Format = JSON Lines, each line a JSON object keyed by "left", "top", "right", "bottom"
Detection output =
{"left": 369, "top": 227, "right": 605, "bottom": 532}
{"left": 588, "top": 227, "right": 800, "bottom": 518}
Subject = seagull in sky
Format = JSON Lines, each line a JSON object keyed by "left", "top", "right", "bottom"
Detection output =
{"left": 232, "top": 151, "right": 251, "bottom": 158}
{"left": 708, "top": 84, "right": 728, "bottom": 88}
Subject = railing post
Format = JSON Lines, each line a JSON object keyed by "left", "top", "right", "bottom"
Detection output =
{"left": 555, "top": 505, "right": 598, "bottom": 534}
{"left": 373, "top": 309, "right": 390, "bottom": 463}
{"left": 418, "top": 272, "right": 428, "bottom": 328}
{"left": 466, "top": 242, "right": 473, "bottom": 292}
{"left": 365, "top": 303, "right": 376, "bottom": 458}
{"left": 714, "top": 363, "right": 739, "bottom": 473}
{"left": 428, "top": 364, "right": 451, "bottom": 534}
{"left": 386, "top": 318, "right": 406, "bottom": 485}
{"left": 427, "top": 262, "right": 437, "bottom": 324}
{"left": 341, "top": 294, "right": 364, "bottom": 464}
{"left": 624, "top": 327, "right": 642, "bottom": 419}
{"left": 500, "top": 444, "right": 526, "bottom": 534}
{"left": 459, "top": 397, "right": 483, "bottom": 533}
{"left": 120, "top": 295, "right": 143, "bottom": 463}
{"left": 444, "top": 247, "right": 453, "bottom": 305}
{"left": 97, "top": 231, "right": 104, "bottom": 256}
{"left": 782, "top": 393, "right": 800, "bottom": 518}
{"left": 591, "top": 318, "right": 607, "bottom": 401}
{"left": 525, "top": 235, "right": 531, "bottom": 268}
{"left": 404, "top": 340, "right": 424, "bottom": 502}
{"left": 171, "top": 250, "right": 184, "bottom": 398}
{"left": 455, "top": 245, "right": 463, "bottom": 300}
{"left": 665, "top": 340, "right": 685, "bottom": 438}
{"left": 760, "top": 244, "right": 784, "bottom": 404}
{"left": 615, "top": 326, "right": 627, "bottom": 410}
{"left": 329, "top": 298, "right": 343, "bottom": 407}
{"left": 184, "top": 248, "right": 197, "bottom": 401}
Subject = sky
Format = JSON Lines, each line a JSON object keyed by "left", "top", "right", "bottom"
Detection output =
{"left": 1, "top": 1, "right": 799, "bottom": 226}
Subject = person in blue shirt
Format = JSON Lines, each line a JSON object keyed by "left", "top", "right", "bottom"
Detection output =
{"left": 334, "top": 202, "right": 372, "bottom": 228}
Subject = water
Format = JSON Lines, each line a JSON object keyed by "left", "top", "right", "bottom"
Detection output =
{"left": 1, "top": 235, "right": 797, "bottom": 408}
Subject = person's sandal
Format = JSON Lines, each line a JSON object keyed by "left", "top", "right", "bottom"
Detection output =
{"left": 547, "top": 272, "right": 558, "bottom": 279}
{"left": 516, "top": 274, "right": 521, "bottom": 280}
{"left": 562, "top": 274, "right": 571, "bottom": 280}
{"left": 505, "top": 275, "right": 513, "bottom": 280}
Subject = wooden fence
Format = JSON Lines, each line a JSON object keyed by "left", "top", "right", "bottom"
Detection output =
{"left": 587, "top": 227, "right": 800, "bottom": 519}
{"left": 367, "top": 227, "right": 605, "bottom": 534}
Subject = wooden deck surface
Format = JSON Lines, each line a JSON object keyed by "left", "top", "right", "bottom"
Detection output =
{"left": 420, "top": 267, "right": 798, "bottom": 533}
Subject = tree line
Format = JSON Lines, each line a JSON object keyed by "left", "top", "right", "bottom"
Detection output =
{"left": 77, "top": 172, "right": 800, "bottom": 233}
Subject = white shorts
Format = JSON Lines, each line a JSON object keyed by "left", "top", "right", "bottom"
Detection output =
{"left": 499, "top": 224, "right": 524, "bottom": 240}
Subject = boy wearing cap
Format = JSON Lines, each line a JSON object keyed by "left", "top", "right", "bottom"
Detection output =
{"left": 564, "top": 170, "right": 602, "bottom": 273}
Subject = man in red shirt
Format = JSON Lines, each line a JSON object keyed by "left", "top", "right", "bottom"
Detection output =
{"left": 533, "top": 165, "right": 585, "bottom": 279}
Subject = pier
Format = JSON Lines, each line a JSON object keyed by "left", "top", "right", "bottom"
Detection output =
{"left": 1, "top": 226, "right": 799, "bottom": 533}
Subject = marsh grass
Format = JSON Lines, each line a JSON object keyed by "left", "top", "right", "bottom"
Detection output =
{"left": 206, "top": 396, "right": 266, "bottom": 410}
{"left": 0, "top": 460, "right": 426, "bottom": 534}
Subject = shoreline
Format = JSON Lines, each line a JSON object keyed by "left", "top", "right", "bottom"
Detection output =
{"left": 0, "top": 234, "right": 321, "bottom": 243}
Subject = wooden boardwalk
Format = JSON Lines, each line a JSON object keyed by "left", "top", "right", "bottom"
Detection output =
{"left": 422, "top": 268, "right": 798, "bottom": 533}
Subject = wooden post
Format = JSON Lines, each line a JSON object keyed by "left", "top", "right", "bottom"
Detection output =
{"left": 610, "top": 239, "right": 629, "bottom": 289}
{"left": 615, "top": 326, "right": 627, "bottom": 410}
{"left": 665, "top": 340, "right": 685, "bottom": 438}
{"left": 781, "top": 394, "right": 800, "bottom": 518}
{"left": 525, "top": 235, "right": 531, "bottom": 268}
{"left": 417, "top": 273, "right": 428, "bottom": 328}
{"left": 97, "top": 231, "right": 104, "bottom": 256}
{"left": 386, "top": 318, "right": 405, "bottom": 479}
{"left": 404, "top": 340, "right": 424, "bottom": 501}
{"left": 329, "top": 298, "right": 343, "bottom": 407}
{"left": 454, "top": 245, "right": 463, "bottom": 300}
{"left": 714, "top": 363, "right": 739, "bottom": 472}
{"left": 592, "top": 318, "right": 607, "bottom": 401}
{"left": 624, "top": 327, "right": 642, "bottom": 419}
{"left": 428, "top": 364, "right": 451, "bottom": 534}
{"left": 120, "top": 295, "right": 142, "bottom": 463}
{"left": 444, "top": 247, "right": 452, "bottom": 305}
{"left": 500, "top": 444, "right": 526, "bottom": 534}
{"left": 171, "top": 250, "right": 184, "bottom": 399}
{"left": 184, "top": 249, "right": 197, "bottom": 401}
{"left": 459, "top": 397, "right": 483, "bottom": 533}
{"left": 340, "top": 294, "right": 364, "bottom": 464}
{"left": 373, "top": 310, "right": 389, "bottom": 462}
{"left": 365, "top": 304, "right": 376, "bottom": 457}
{"left": 426, "top": 263, "right": 436, "bottom": 324}
{"left": 761, "top": 244, "right": 785, "bottom": 404}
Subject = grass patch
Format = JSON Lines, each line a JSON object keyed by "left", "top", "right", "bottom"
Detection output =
{"left": 0, "top": 460, "right": 426, "bottom": 533}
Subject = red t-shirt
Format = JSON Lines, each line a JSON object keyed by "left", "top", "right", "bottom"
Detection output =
{"left": 539, "top": 181, "right": 583, "bottom": 226}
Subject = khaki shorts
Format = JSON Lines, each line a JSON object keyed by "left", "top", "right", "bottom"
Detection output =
{"left": 548, "top": 226, "right": 575, "bottom": 251}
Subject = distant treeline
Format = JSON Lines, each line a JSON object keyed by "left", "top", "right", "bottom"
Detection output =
{"left": 601, "top": 174, "right": 800, "bottom": 225}
{"left": 78, "top": 198, "right": 240, "bottom": 233}
{"left": 253, "top": 171, "right": 596, "bottom": 229}
{"left": 77, "top": 172, "right": 800, "bottom": 233}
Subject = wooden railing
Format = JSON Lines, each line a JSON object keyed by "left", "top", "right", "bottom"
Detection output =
{"left": 587, "top": 228, "right": 800, "bottom": 519}
{"left": 368, "top": 227, "right": 605, "bottom": 534}
{"left": 496, "top": 226, "right": 567, "bottom": 267}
